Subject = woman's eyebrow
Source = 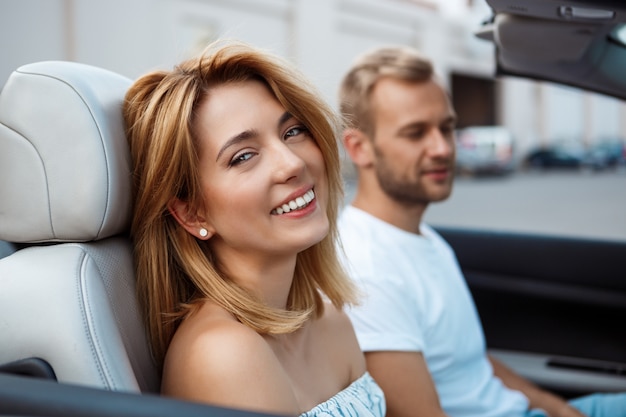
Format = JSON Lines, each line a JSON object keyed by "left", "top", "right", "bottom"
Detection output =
{"left": 216, "top": 129, "right": 257, "bottom": 162}
{"left": 215, "top": 112, "right": 295, "bottom": 162}
{"left": 278, "top": 111, "right": 294, "bottom": 127}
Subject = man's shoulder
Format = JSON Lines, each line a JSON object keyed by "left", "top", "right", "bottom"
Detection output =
{"left": 338, "top": 206, "right": 377, "bottom": 254}
{"left": 421, "top": 223, "right": 457, "bottom": 256}
{"left": 420, "top": 223, "right": 442, "bottom": 240}
{"left": 339, "top": 205, "right": 373, "bottom": 232}
{"left": 338, "top": 206, "right": 393, "bottom": 245}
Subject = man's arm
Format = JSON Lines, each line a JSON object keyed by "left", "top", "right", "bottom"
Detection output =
{"left": 488, "top": 355, "right": 586, "bottom": 417}
{"left": 365, "top": 350, "right": 449, "bottom": 417}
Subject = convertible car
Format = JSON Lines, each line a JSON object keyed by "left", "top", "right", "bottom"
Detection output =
{"left": 1, "top": 0, "right": 625, "bottom": 415}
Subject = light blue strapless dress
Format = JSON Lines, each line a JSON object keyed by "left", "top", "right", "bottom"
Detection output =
{"left": 299, "top": 372, "right": 385, "bottom": 417}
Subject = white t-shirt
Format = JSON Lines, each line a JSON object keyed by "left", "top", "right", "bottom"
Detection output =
{"left": 339, "top": 205, "right": 529, "bottom": 417}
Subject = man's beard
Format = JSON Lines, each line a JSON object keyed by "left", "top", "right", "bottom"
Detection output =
{"left": 373, "top": 145, "right": 453, "bottom": 207}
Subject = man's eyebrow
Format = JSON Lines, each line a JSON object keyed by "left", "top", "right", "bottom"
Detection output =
{"left": 398, "top": 121, "right": 428, "bottom": 133}
{"left": 216, "top": 130, "right": 257, "bottom": 162}
{"left": 396, "top": 115, "right": 457, "bottom": 136}
{"left": 443, "top": 114, "right": 458, "bottom": 125}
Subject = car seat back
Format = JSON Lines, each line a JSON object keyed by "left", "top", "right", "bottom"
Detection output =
{"left": 0, "top": 61, "right": 159, "bottom": 393}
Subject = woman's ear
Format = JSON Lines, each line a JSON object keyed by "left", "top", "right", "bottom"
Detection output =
{"left": 167, "top": 198, "right": 215, "bottom": 240}
{"left": 343, "top": 128, "right": 374, "bottom": 169}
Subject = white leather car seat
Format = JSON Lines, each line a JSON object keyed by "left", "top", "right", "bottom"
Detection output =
{"left": 0, "top": 61, "right": 159, "bottom": 393}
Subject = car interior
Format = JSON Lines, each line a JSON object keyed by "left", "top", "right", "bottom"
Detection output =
{"left": 462, "top": 0, "right": 626, "bottom": 398}
{"left": 0, "top": 61, "right": 279, "bottom": 416}
{"left": 477, "top": 0, "right": 626, "bottom": 100}
{"left": 436, "top": 227, "right": 626, "bottom": 398}
{"left": 1, "top": 0, "right": 625, "bottom": 416}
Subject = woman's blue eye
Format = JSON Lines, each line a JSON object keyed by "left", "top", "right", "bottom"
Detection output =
{"left": 285, "top": 125, "right": 309, "bottom": 139}
{"left": 230, "top": 152, "right": 254, "bottom": 166}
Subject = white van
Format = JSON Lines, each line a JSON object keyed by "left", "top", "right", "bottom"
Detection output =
{"left": 455, "top": 126, "right": 515, "bottom": 176}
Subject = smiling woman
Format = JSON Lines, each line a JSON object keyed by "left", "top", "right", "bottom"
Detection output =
{"left": 170, "top": 80, "right": 330, "bottom": 265}
{"left": 122, "top": 40, "right": 385, "bottom": 417}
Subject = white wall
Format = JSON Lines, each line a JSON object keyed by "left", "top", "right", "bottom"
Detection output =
{"left": 1, "top": 0, "right": 624, "bottom": 154}
{"left": 0, "top": 0, "right": 67, "bottom": 86}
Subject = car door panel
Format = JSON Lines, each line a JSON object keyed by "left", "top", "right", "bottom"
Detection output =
{"left": 436, "top": 227, "right": 626, "bottom": 397}
{"left": 0, "top": 372, "right": 281, "bottom": 417}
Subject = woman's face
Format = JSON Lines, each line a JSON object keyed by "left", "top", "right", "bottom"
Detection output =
{"left": 192, "top": 79, "right": 329, "bottom": 262}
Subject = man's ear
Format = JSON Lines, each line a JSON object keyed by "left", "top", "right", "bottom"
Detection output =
{"left": 343, "top": 128, "right": 374, "bottom": 168}
{"left": 167, "top": 198, "right": 214, "bottom": 240}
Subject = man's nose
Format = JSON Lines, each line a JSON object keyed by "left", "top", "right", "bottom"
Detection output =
{"left": 429, "top": 128, "right": 454, "bottom": 158}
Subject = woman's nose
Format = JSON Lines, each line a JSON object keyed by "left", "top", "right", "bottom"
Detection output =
{"left": 271, "top": 141, "right": 306, "bottom": 182}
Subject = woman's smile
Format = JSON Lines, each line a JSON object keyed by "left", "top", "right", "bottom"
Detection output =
{"left": 271, "top": 189, "right": 315, "bottom": 215}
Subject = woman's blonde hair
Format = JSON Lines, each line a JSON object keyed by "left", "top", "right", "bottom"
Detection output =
{"left": 123, "top": 40, "right": 356, "bottom": 366}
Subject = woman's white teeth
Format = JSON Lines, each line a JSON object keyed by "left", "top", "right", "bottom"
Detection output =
{"left": 273, "top": 190, "right": 315, "bottom": 215}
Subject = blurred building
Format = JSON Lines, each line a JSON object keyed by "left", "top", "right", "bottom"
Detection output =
{"left": 1, "top": 0, "right": 625, "bottom": 163}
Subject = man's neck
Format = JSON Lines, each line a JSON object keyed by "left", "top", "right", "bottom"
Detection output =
{"left": 351, "top": 191, "right": 427, "bottom": 235}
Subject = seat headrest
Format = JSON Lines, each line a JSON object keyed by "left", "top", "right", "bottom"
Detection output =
{"left": 0, "top": 61, "right": 132, "bottom": 243}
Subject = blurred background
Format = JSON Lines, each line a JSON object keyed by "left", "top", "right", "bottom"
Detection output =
{"left": 2, "top": 0, "right": 625, "bottom": 240}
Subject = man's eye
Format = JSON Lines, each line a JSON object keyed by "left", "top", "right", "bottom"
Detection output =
{"left": 406, "top": 130, "right": 426, "bottom": 140}
{"left": 284, "top": 125, "right": 309, "bottom": 140}
{"left": 230, "top": 151, "right": 255, "bottom": 166}
{"left": 440, "top": 126, "right": 455, "bottom": 136}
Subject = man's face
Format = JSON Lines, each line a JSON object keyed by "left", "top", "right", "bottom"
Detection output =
{"left": 369, "top": 77, "right": 457, "bottom": 206}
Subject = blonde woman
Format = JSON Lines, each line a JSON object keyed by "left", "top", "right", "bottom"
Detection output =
{"left": 123, "top": 40, "right": 385, "bottom": 417}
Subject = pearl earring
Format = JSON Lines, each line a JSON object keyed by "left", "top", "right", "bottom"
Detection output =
{"left": 199, "top": 228, "right": 208, "bottom": 238}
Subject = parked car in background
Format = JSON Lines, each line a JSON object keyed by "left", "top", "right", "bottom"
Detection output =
{"left": 524, "top": 143, "right": 587, "bottom": 170}
{"left": 585, "top": 140, "right": 626, "bottom": 170}
{"left": 524, "top": 140, "right": 626, "bottom": 171}
{"left": 456, "top": 125, "right": 515, "bottom": 175}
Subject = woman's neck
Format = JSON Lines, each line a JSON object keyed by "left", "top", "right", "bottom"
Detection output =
{"left": 214, "top": 247, "right": 298, "bottom": 310}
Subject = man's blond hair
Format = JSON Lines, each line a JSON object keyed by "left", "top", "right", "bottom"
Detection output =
{"left": 339, "top": 46, "right": 434, "bottom": 136}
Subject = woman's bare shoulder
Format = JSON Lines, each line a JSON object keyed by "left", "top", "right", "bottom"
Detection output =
{"left": 314, "top": 301, "right": 366, "bottom": 380}
{"left": 161, "top": 302, "right": 299, "bottom": 415}
{"left": 316, "top": 301, "right": 357, "bottom": 338}
{"left": 164, "top": 303, "right": 261, "bottom": 362}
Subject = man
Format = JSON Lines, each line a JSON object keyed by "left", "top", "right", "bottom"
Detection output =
{"left": 337, "top": 45, "right": 625, "bottom": 417}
